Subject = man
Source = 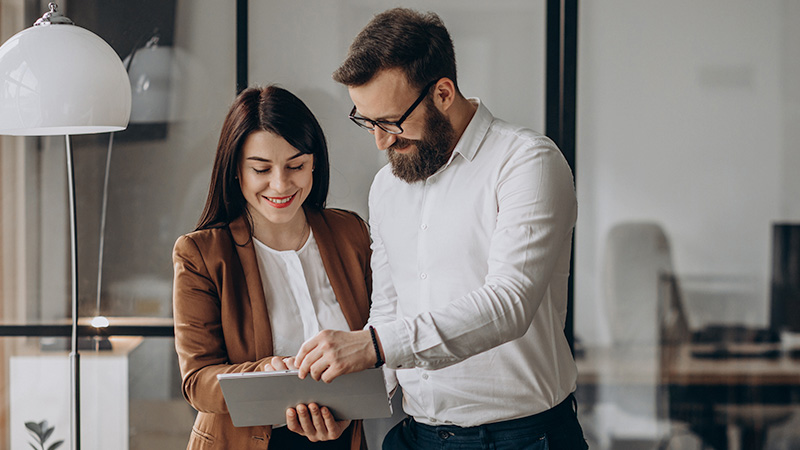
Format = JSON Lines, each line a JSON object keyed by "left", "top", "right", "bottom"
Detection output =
{"left": 294, "top": 8, "right": 587, "bottom": 449}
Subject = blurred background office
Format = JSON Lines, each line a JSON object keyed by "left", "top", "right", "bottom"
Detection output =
{"left": 0, "top": 0, "right": 798, "bottom": 449}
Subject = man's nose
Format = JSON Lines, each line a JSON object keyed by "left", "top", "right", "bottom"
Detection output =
{"left": 373, "top": 127, "right": 396, "bottom": 151}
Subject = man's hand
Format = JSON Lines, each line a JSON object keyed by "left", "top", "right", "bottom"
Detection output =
{"left": 285, "top": 403, "right": 351, "bottom": 442}
{"left": 295, "top": 329, "right": 376, "bottom": 382}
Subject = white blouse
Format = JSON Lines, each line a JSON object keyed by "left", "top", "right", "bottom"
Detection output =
{"left": 253, "top": 230, "right": 350, "bottom": 357}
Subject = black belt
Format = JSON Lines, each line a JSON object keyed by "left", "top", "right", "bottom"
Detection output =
{"left": 413, "top": 393, "right": 577, "bottom": 437}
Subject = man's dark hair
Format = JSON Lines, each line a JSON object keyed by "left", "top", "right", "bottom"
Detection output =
{"left": 332, "top": 8, "right": 458, "bottom": 92}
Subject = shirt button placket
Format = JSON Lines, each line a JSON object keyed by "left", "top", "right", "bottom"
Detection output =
{"left": 418, "top": 182, "right": 431, "bottom": 301}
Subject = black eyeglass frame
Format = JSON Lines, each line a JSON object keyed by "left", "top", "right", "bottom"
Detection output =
{"left": 348, "top": 79, "right": 438, "bottom": 135}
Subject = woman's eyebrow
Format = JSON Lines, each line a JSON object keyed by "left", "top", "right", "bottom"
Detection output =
{"left": 245, "top": 151, "right": 307, "bottom": 163}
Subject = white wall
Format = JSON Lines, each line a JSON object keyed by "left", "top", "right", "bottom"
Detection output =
{"left": 780, "top": 1, "right": 800, "bottom": 218}
{"left": 575, "top": 0, "right": 798, "bottom": 345}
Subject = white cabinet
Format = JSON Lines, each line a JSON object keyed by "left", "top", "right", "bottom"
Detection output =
{"left": 10, "top": 337, "right": 141, "bottom": 450}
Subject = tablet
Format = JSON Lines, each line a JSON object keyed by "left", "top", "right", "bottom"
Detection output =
{"left": 217, "top": 367, "right": 392, "bottom": 427}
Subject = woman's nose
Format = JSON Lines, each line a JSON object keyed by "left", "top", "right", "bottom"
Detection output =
{"left": 271, "top": 170, "right": 290, "bottom": 192}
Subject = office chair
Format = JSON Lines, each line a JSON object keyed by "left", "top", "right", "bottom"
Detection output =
{"left": 587, "top": 221, "right": 698, "bottom": 450}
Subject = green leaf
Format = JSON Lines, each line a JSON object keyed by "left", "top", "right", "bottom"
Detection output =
{"left": 25, "top": 421, "right": 43, "bottom": 438}
{"left": 25, "top": 430, "right": 41, "bottom": 447}
{"left": 42, "top": 426, "right": 54, "bottom": 443}
{"left": 25, "top": 430, "right": 43, "bottom": 446}
{"left": 48, "top": 440, "right": 65, "bottom": 450}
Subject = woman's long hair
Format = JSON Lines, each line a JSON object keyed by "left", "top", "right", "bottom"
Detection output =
{"left": 195, "top": 86, "right": 330, "bottom": 232}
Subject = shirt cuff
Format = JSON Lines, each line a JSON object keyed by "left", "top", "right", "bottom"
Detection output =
{"left": 374, "top": 320, "right": 415, "bottom": 369}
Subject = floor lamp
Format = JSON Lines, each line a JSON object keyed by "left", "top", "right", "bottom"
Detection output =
{"left": 0, "top": 3, "right": 131, "bottom": 449}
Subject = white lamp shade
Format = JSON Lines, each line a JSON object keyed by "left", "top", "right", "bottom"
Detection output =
{"left": 0, "top": 24, "right": 131, "bottom": 136}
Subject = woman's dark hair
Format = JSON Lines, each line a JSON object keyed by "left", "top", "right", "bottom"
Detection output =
{"left": 332, "top": 8, "right": 458, "bottom": 92}
{"left": 196, "top": 86, "right": 330, "bottom": 231}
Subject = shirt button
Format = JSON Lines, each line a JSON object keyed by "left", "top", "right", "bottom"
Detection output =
{"left": 420, "top": 223, "right": 428, "bottom": 230}
{"left": 421, "top": 373, "right": 429, "bottom": 380}
{"left": 420, "top": 273, "right": 427, "bottom": 279}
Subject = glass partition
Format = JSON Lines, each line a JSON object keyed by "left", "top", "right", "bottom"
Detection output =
{"left": 0, "top": 0, "right": 234, "bottom": 447}
{"left": 574, "top": 1, "right": 800, "bottom": 449}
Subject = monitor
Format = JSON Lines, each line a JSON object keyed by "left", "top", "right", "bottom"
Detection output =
{"left": 770, "top": 223, "right": 800, "bottom": 333}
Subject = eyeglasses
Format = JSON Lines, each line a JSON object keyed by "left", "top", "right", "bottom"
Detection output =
{"left": 348, "top": 79, "right": 438, "bottom": 135}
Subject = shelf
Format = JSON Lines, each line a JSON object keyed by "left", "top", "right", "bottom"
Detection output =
{"left": 0, "top": 317, "right": 174, "bottom": 337}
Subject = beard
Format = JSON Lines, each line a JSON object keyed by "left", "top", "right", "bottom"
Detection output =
{"left": 386, "top": 99, "right": 456, "bottom": 183}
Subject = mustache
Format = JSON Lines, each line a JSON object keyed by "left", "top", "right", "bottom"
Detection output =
{"left": 388, "top": 137, "right": 420, "bottom": 151}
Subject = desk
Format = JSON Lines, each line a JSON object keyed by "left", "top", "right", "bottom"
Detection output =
{"left": 664, "top": 343, "right": 800, "bottom": 386}
{"left": 576, "top": 344, "right": 800, "bottom": 450}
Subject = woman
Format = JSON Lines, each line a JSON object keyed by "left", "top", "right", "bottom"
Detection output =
{"left": 173, "top": 86, "right": 371, "bottom": 449}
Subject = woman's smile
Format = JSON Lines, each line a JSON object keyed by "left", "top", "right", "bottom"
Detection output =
{"left": 265, "top": 193, "right": 296, "bottom": 208}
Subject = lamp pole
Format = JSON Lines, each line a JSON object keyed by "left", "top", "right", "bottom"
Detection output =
{"left": 65, "top": 135, "right": 81, "bottom": 450}
{"left": 0, "top": 2, "right": 131, "bottom": 444}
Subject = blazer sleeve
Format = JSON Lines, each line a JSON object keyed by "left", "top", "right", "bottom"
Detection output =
{"left": 354, "top": 213, "right": 373, "bottom": 314}
{"left": 172, "top": 234, "right": 269, "bottom": 414}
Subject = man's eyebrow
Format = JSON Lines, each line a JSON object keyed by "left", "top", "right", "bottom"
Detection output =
{"left": 355, "top": 108, "right": 400, "bottom": 123}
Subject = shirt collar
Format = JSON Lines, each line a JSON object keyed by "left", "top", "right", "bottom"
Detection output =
{"left": 449, "top": 98, "right": 493, "bottom": 163}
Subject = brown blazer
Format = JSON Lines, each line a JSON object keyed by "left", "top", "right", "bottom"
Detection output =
{"left": 173, "top": 208, "right": 372, "bottom": 449}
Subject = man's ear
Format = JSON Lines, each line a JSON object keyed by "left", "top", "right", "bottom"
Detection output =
{"left": 432, "top": 77, "right": 457, "bottom": 112}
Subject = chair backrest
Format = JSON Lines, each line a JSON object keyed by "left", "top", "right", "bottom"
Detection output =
{"left": 600, "top": 221, "right": 679, "bottom": 432}
{"left": 604, "top": 222, "right": 674, "bottom": 346}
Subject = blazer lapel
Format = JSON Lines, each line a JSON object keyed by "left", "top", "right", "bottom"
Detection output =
{"left": 228, "top": 216, "right": 273, "bottom": 358}
{"left": 307, "top": 209, "right": 364, "bottom": 331}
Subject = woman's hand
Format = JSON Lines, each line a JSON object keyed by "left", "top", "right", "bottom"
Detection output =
{"left": 286, "top": 403, "right": 351, "bottom": 442}
{"left": 264, "top": 356, "right": 351, "bottom": 441}
{"left": 262, "top": 356, "right": 297, "bottom": 372}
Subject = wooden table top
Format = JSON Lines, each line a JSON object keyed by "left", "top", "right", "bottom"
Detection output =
{"left": 576, "top": 343, "right": 800, "bottom": 387}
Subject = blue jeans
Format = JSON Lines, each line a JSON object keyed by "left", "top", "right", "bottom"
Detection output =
{"left": 382, "top": 394, "right": 588, "bottom": 450}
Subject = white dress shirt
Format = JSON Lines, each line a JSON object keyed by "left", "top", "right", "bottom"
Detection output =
{"left": 368, "top": 99, "right": 578, "bottom": 427}
{"left": 253, "top": 231, "right": 350, "bottom": 357}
